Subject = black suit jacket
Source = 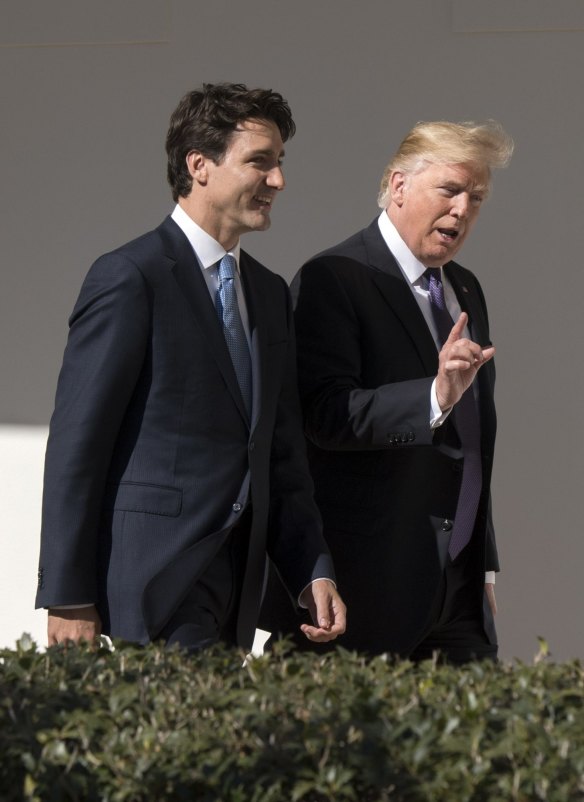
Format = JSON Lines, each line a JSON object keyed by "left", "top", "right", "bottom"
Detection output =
{"left": 260, "top": 218, "right": 498, "bottom": 655}
{"left": 36, "top": 216, "right": 333, "bottom": 649}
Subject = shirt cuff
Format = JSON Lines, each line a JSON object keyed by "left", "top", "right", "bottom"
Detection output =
{"left": 485, "top": 571, "right": 496, "bottom": 584}
{"left": 430, "top": 378, "right": 452, "bottom": 428}
{"left": 298, "top": 578, "right": 337, "bottom": 608}
{"left": 48, "top": 604, "right": 95, "bottom": 610}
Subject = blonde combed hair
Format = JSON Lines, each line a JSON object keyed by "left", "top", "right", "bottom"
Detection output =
{"left": 377, "top": 120, "right": 514, "bottom": 208}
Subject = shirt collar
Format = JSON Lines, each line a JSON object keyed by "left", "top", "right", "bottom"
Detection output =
{"left": 377, "top": 210, "right": 440, "bottom": 285}
{"left": 171, "top": 204, "right": 241, "bottom": 271}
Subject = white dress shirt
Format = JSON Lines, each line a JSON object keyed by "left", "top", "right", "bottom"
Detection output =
{"left": 171, "top": 204, "right": 252, "bottom": 348}
{"left": 377, "top": 210, "right": 474, "bottom": 425}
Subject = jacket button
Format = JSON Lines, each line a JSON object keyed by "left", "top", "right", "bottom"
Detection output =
{"left": 408, "top": 432, "right": 415, "bottom": 442}
{"left": 452, "top": 463, "right": 463, "bottom": 474}
{"left": 441, "top": 519, "right": 453, "bottom": 532}
{"left": 232, "top": 502, "right": 242, "bottom": 513}
{"left": 249, "top": 441, "right": 255, "bottom": 452}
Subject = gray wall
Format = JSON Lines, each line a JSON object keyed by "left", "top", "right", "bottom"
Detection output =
{"left": 2, "top": 0, "right": 583, "bottom": 660}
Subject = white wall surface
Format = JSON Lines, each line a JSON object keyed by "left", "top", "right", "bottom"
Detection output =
{"left": 0, "top": 426, "right": 47, "bottom": 649}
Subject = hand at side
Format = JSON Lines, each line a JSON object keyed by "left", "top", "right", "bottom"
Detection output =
{"left": 48, "top": 605, "right": 102, "bottom": 646}
{"left": 299, "top": 579, "right": 347, "bottom": 642}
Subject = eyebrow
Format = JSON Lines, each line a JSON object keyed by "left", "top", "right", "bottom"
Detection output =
{"left": 249, "top": 148, "right": 285, "bottom": 159}
{"left": 439, "top": 180, "right": 485, "bottom": 194}
{"left": 253, "top": 148, "right": 286, "bottom": 156}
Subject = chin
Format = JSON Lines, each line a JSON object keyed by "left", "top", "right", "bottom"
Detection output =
{"left": 430, "top": 248, "right": 456, "bottom": 265}
{"left": 254, "top": 217, "right": 271, "bottom": 232}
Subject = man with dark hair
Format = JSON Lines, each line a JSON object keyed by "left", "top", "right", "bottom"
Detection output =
{"left": 166, "top": 83, "right": 296, "bottom": 201}
{"left": 36, "top": 82, "right": 345, "bottom": 652}
{"left": 261, "top": 120, "right": 513, "bottom": 663}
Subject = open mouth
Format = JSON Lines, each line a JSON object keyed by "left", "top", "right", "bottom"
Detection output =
{"left": 437, "top": 228, "right": 459, "bottom": 242}
{"left": 254, "top": 195, "right": 273, "bottom": 209}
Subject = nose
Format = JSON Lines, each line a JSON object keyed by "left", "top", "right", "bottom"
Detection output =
{"left": 266, "top": 165, "right": 285, "bottom": 191}
{"left": 452, "top": 193, "right": 470, "bottom": 219}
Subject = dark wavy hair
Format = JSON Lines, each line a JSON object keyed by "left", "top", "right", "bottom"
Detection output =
{"left": 166, "top": 82, "right": 296, "bottom": 201}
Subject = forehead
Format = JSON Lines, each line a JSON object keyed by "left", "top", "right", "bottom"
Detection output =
{"left": 416, "top": 161, "right": 489, "bottom": 192}
{"left": 225, "top": 118, "right": 285, "bottom": 157}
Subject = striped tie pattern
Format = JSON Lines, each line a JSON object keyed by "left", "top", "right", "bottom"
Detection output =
{"left": 217, "top": 254, "right": 252, "bottom": 418}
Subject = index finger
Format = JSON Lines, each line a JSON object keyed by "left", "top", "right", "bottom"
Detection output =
{"left": 445, "top": 312, "right": 468, "bottom": 344}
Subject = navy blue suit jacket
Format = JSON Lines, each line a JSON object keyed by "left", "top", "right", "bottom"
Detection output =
{"left": 36, "top": 216, "right": 333, "bottom": 649}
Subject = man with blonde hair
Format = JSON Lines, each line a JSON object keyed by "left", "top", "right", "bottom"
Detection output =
{"left": 261, "top": 120, "right": 513, "bottom": 662}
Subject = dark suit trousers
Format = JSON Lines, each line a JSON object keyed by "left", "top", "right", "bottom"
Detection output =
{"left": 409, "top": 547, "right": 497, "bottom": 664}
{"left": 263, "top": 545, "right": 496, "bottom": 664}
{"left": 158, "top": 509, "right": 252, "bottom": 652}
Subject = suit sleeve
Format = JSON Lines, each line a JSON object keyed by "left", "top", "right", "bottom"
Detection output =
{"left": 265, "top": 278, "right": 335, "bottom": 600}
{"left": 293, "top": 258, "right": 435, "bottom": 451}
{"left": 485, "top": 495, "right": 499, "bottom": 572}
{"left": 36, "top": 254, "right": 150, "bottom": 607}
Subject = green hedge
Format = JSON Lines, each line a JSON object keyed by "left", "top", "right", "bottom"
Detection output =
{"left": 1, "top": 636, "right": 583, "bottom": 801}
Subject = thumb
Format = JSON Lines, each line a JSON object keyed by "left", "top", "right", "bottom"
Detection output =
{"left": 481, "top": 345, "right": 495, "bottom": 363}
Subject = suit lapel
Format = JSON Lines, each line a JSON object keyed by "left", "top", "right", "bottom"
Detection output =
{"left": 239, "top": 252, "right": 264, "bottom": 430}
{"left": 157, "top": 217, "right": 250, "bottom": 426}
{"left": 444, "top": 262, "right": 496, "bottom": 434}
{"left": 362, "top": 220, "right": 439, "bottom": 374}
{"left": 444, "top": 263, "right": 490, "bottom": 346}
{"left": 228, "top": 252, "right": 268, "bottom": 645}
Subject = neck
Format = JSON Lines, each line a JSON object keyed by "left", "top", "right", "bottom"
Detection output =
{"left": 178, "top": 197, "right": 238, "bottom": 251}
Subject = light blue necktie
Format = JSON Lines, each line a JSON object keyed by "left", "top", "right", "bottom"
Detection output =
{"left": 216, "top": 254, "right": 252, "bottom": 417}
{"left": 426, "top": 268, "right": 482, "bottom": 560}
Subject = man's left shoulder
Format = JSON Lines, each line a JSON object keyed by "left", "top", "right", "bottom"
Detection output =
{"left": 241, "top": 250, "right": 288, "bottom": 289}
{"left": 446, "top": 259, "right": 482, "bottom": 289}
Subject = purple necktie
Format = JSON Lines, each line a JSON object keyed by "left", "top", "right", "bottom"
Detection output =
{"left": 426, "top": 268, "right": 482, "bottom": 560}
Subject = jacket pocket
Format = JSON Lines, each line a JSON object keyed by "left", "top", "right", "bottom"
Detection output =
{"left": 105, "top": 481, "right": 182, "bottom": 517}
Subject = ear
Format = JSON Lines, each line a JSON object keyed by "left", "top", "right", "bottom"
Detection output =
{"left": 389, "top": 171, "right": 407, "bottom": 207}
{"left": 186, "top": 150, "right": 208, "bottom": 186}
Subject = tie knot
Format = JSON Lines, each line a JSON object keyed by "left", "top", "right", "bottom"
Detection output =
{"left": 425, "top": 267, "right": 447, "bottom": 313}
{"left": 219, "top": 254, "right": 237, "bottom": 282}
{"left": 424, "top": 267, "right": 441, "bottom": 284}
